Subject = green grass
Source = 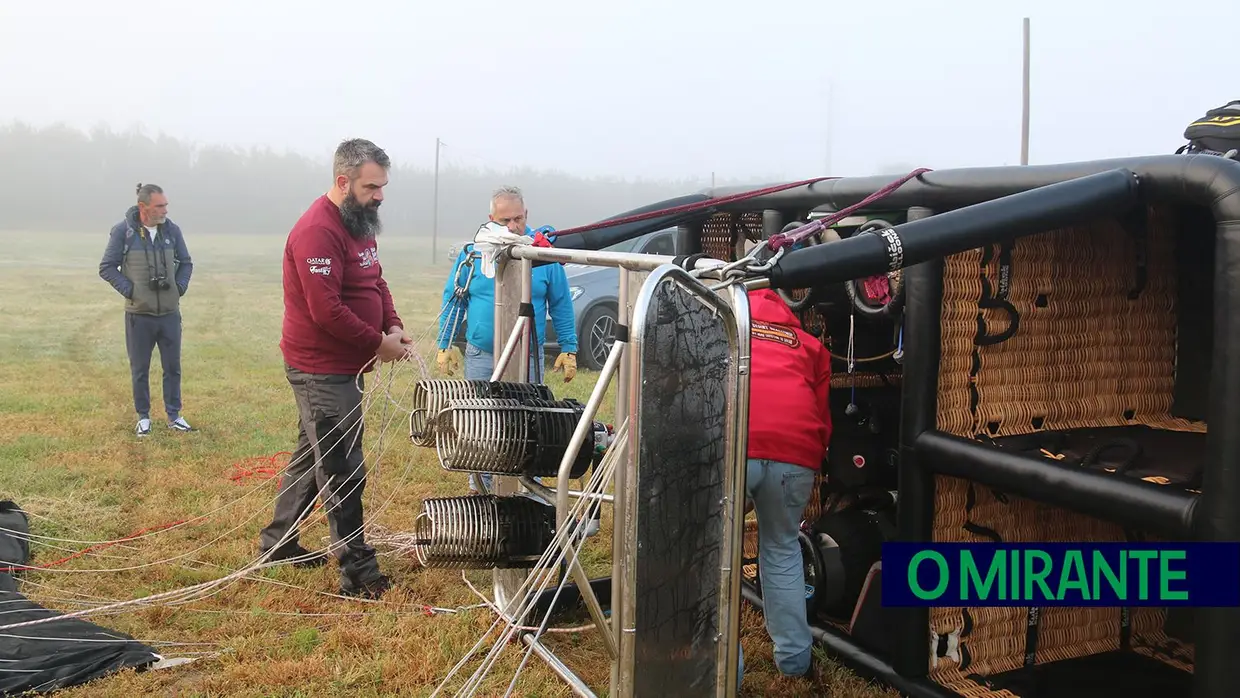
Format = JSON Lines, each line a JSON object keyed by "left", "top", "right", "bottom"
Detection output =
{"left": 0, "top": 231, "right": 897, "bottom": 697}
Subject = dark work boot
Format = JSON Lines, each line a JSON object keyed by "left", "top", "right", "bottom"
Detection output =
{"left": 265, "top": 544, "right": 328, "bottom": 569}
{"left": 341, "top": 574, "right": 391, "bottom": 600}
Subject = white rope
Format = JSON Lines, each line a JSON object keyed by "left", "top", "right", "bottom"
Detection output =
{"left": 0, "top": 288, "right": 488, "bottom": 659}
{"left": 2, "top": 298, "right": 466, "bottom": 554}
{"left": 0, "top": 344, "right": 429, "bottom": 630}
{"left": 430, "top": 420, "right": 625, "bottom": 697}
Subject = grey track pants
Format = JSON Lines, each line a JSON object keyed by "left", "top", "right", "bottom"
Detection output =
{"left": 258, "top": 365, "right": 382, "bottom": 590}
{"left": 125, "top": 311, "right": 182, "bottom": 421}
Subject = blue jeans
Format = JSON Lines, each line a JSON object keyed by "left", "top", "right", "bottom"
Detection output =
{"left": 743, "top": 458, "right": 816, "bottom": 677}
{"left": 463, "top": 342, "right": 547, "bottom": 492}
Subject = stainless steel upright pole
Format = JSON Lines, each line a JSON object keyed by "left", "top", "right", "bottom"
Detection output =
{"left": 1021, "top": 18, "right": 1031, "bottom": 166}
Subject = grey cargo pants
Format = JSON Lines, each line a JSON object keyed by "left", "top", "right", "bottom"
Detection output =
{"left": 258, "top": 365, "right": 382, "bottom": 591}
{"left": 125, "top": 311, "right": 182, "bottom": 421}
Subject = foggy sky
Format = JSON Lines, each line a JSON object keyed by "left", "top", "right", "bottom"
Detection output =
{"left": 2, "top": 1, "right": 1232, "bottom": 182}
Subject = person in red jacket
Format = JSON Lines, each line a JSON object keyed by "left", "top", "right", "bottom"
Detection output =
{"left": 742, "top": 288, "right": 832, "bottom": 680}
{"left": 257, "top": 138, "right": 412, "bottom": 600}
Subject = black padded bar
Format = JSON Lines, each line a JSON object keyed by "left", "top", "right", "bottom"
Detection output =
{"left": 553, "top": 194, "right": 713, "bottom": 251}
{"left": 891, "top": 206, "right": 940, "bottom": 679}
{"left": 700, "top": 154, "right": 1220, "bottom": 215}
{"left": 767, "top": 169, "right": 1141, "bottom": 291}
{"left": 916, "top": 430, "right": 1197, "bottom": 539}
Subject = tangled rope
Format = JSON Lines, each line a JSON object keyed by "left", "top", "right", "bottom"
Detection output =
{"left": 429, "top": 419, "right": 627, "bottom": 697}
{"left": 0, "top": 296, "right": 470, "bottom": 628}
{"left": 1, "top": 519, "right": 188, "bottom": 573}
{"left": 226, "top": 451, "right": 292, "bottom": 484}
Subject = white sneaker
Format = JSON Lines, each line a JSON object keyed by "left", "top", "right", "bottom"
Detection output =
{"left": 135, "top": 418, "right": 151, "bottom": 437}
{"left": 168, "top": 417, "right": 193, "bottom": 432}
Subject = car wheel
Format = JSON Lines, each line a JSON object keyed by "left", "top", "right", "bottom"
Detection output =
{"left": 580, "top": 305, "right": 618, "bottom": 371}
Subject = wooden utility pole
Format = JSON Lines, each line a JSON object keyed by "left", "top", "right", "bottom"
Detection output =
{"left": 432, "top": 137, "right": 441, "bottom": 262}
{"left": 825, "top": 79, "right": 834, "bottom": 173}
{"left": 1021, "top": 18, "right": 1031, "bottom": 165}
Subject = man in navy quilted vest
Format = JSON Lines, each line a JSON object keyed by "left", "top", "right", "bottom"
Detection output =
{"left": 98, "top": 183, "right": 195, "bottom": 437}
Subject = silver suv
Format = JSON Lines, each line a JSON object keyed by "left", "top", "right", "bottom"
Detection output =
{"left": 548, "top": 228, "right": 679, "bottom": 370}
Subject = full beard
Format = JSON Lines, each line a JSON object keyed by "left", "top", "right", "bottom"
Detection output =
{"left": 340, "top": 190, "right": 382, "bottom": 240}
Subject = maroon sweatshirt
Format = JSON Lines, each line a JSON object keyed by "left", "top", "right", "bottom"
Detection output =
{"left": 280, "top": 195, "right": 402, "bottom": 375}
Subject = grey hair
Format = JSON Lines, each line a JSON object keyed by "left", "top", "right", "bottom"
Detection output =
{"left": 333, "top": 138, "right": 391, "bottom": 180}
{"left": 135, "top": 183, "right": 163, "bottom": 205}
{"left": 490, "top": 185, "right": 525, "bottom": 215}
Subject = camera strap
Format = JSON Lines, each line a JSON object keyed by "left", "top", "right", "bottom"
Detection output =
{"left": 138, "top": 226, "right": 169, "bottom": 282}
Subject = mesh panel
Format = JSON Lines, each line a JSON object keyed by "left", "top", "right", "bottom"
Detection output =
{"left": 701, "top": 213, "right": 736, "bottom": 262}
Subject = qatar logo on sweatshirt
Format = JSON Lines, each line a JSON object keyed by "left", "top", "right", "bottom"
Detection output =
{"left": 306, "top": 257, "right": 332, "bottom": 276}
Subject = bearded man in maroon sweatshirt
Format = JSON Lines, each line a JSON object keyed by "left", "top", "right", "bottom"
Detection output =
{"left": 257, "top": 138, "right": 412, "bottom": 599}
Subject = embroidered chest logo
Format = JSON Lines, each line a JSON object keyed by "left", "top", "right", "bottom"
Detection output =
{"left": 358, "top": 246, "right": 378, "bottom": 269}
{"left": 306, "top": 257, "right": 332, "bottom": 276}
{"left": 752, "top": 321, "right": 800, "bottom": 349}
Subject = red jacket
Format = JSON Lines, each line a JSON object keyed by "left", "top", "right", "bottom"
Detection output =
{"left": 746, "top": 289, "right": 832, "bottom": 471}
{"left": 280, "top": 196, "right": 402, "bottom": 375}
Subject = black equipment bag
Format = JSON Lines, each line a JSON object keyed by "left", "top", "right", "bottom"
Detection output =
{"left": 0, "top": 500, "right": 30, "bottom": 592}
{"left": 1177, "top": 100, "right": 1240, "bottom": 157}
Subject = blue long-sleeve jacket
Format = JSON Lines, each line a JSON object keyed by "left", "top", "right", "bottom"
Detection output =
{"left": 437, "top": 226, "right": 578, "bottom": 354}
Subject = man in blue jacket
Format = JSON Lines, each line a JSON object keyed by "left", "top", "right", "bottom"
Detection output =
{"left": 437, "top": 186, "right": 578, "bottom": 493}
{"left": 98, "top": 183, "right": 194, "bottom": 437}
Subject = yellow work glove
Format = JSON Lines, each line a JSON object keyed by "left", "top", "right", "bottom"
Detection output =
{"left": 437, "top": 348, "right": 462, "bottom": 376}
{"left": 553, "top": 352, "right": 577, "bottom": 382}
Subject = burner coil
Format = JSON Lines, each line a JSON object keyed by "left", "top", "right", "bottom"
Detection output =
{"left": 409, "top": 379, "right": 554, "bottom": 447}
{"left": 434, "top": 397, "right": 595, "bottom": 478}
{"left": 413, "top": 494, "right": 557, "bottom": 569}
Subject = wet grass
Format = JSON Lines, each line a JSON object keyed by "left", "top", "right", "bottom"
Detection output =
{"left": 0, "top": 231, "right": 897, "bottom": 697}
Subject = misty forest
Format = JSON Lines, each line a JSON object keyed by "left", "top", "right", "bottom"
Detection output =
{"left": 0, "top": 121, "right": 737, "bottom": 239}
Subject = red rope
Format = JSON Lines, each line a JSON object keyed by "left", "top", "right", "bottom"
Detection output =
{"left": 228, "top": 451, "right": 293, "bottom": 485}
{"left": 546, "top": 167, "right": 931, "bottom": 246}
{"left": 548, "top": 176, "right": 838, "bottom": 239}
{"left": 766, "top": 168, "right": 933, "bottom": 251}
{"left": 0, "top": 451, "right": 298, "bottom": 573}
{"left": 1, "top": 519, "right": 189, "bottom": 572}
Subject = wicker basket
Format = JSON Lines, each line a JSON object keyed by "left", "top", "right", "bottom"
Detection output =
{"left": 928, "top": 205, "right": 1203, "bottom": 696}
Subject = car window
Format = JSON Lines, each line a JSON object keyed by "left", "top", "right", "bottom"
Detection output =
{"left": 601, "top": 237, "right": 636, "bottom": 253}
{"left": 641, "top": 234, "right": 676, "bottom": 256}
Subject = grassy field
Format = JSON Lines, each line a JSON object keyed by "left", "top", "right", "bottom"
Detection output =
{"left": 0, "top": 231, "right": 897, "bottom": 697}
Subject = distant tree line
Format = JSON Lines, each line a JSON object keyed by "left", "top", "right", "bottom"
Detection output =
{"left": 0, "top": 121, "right": 734, "bottom": 239}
